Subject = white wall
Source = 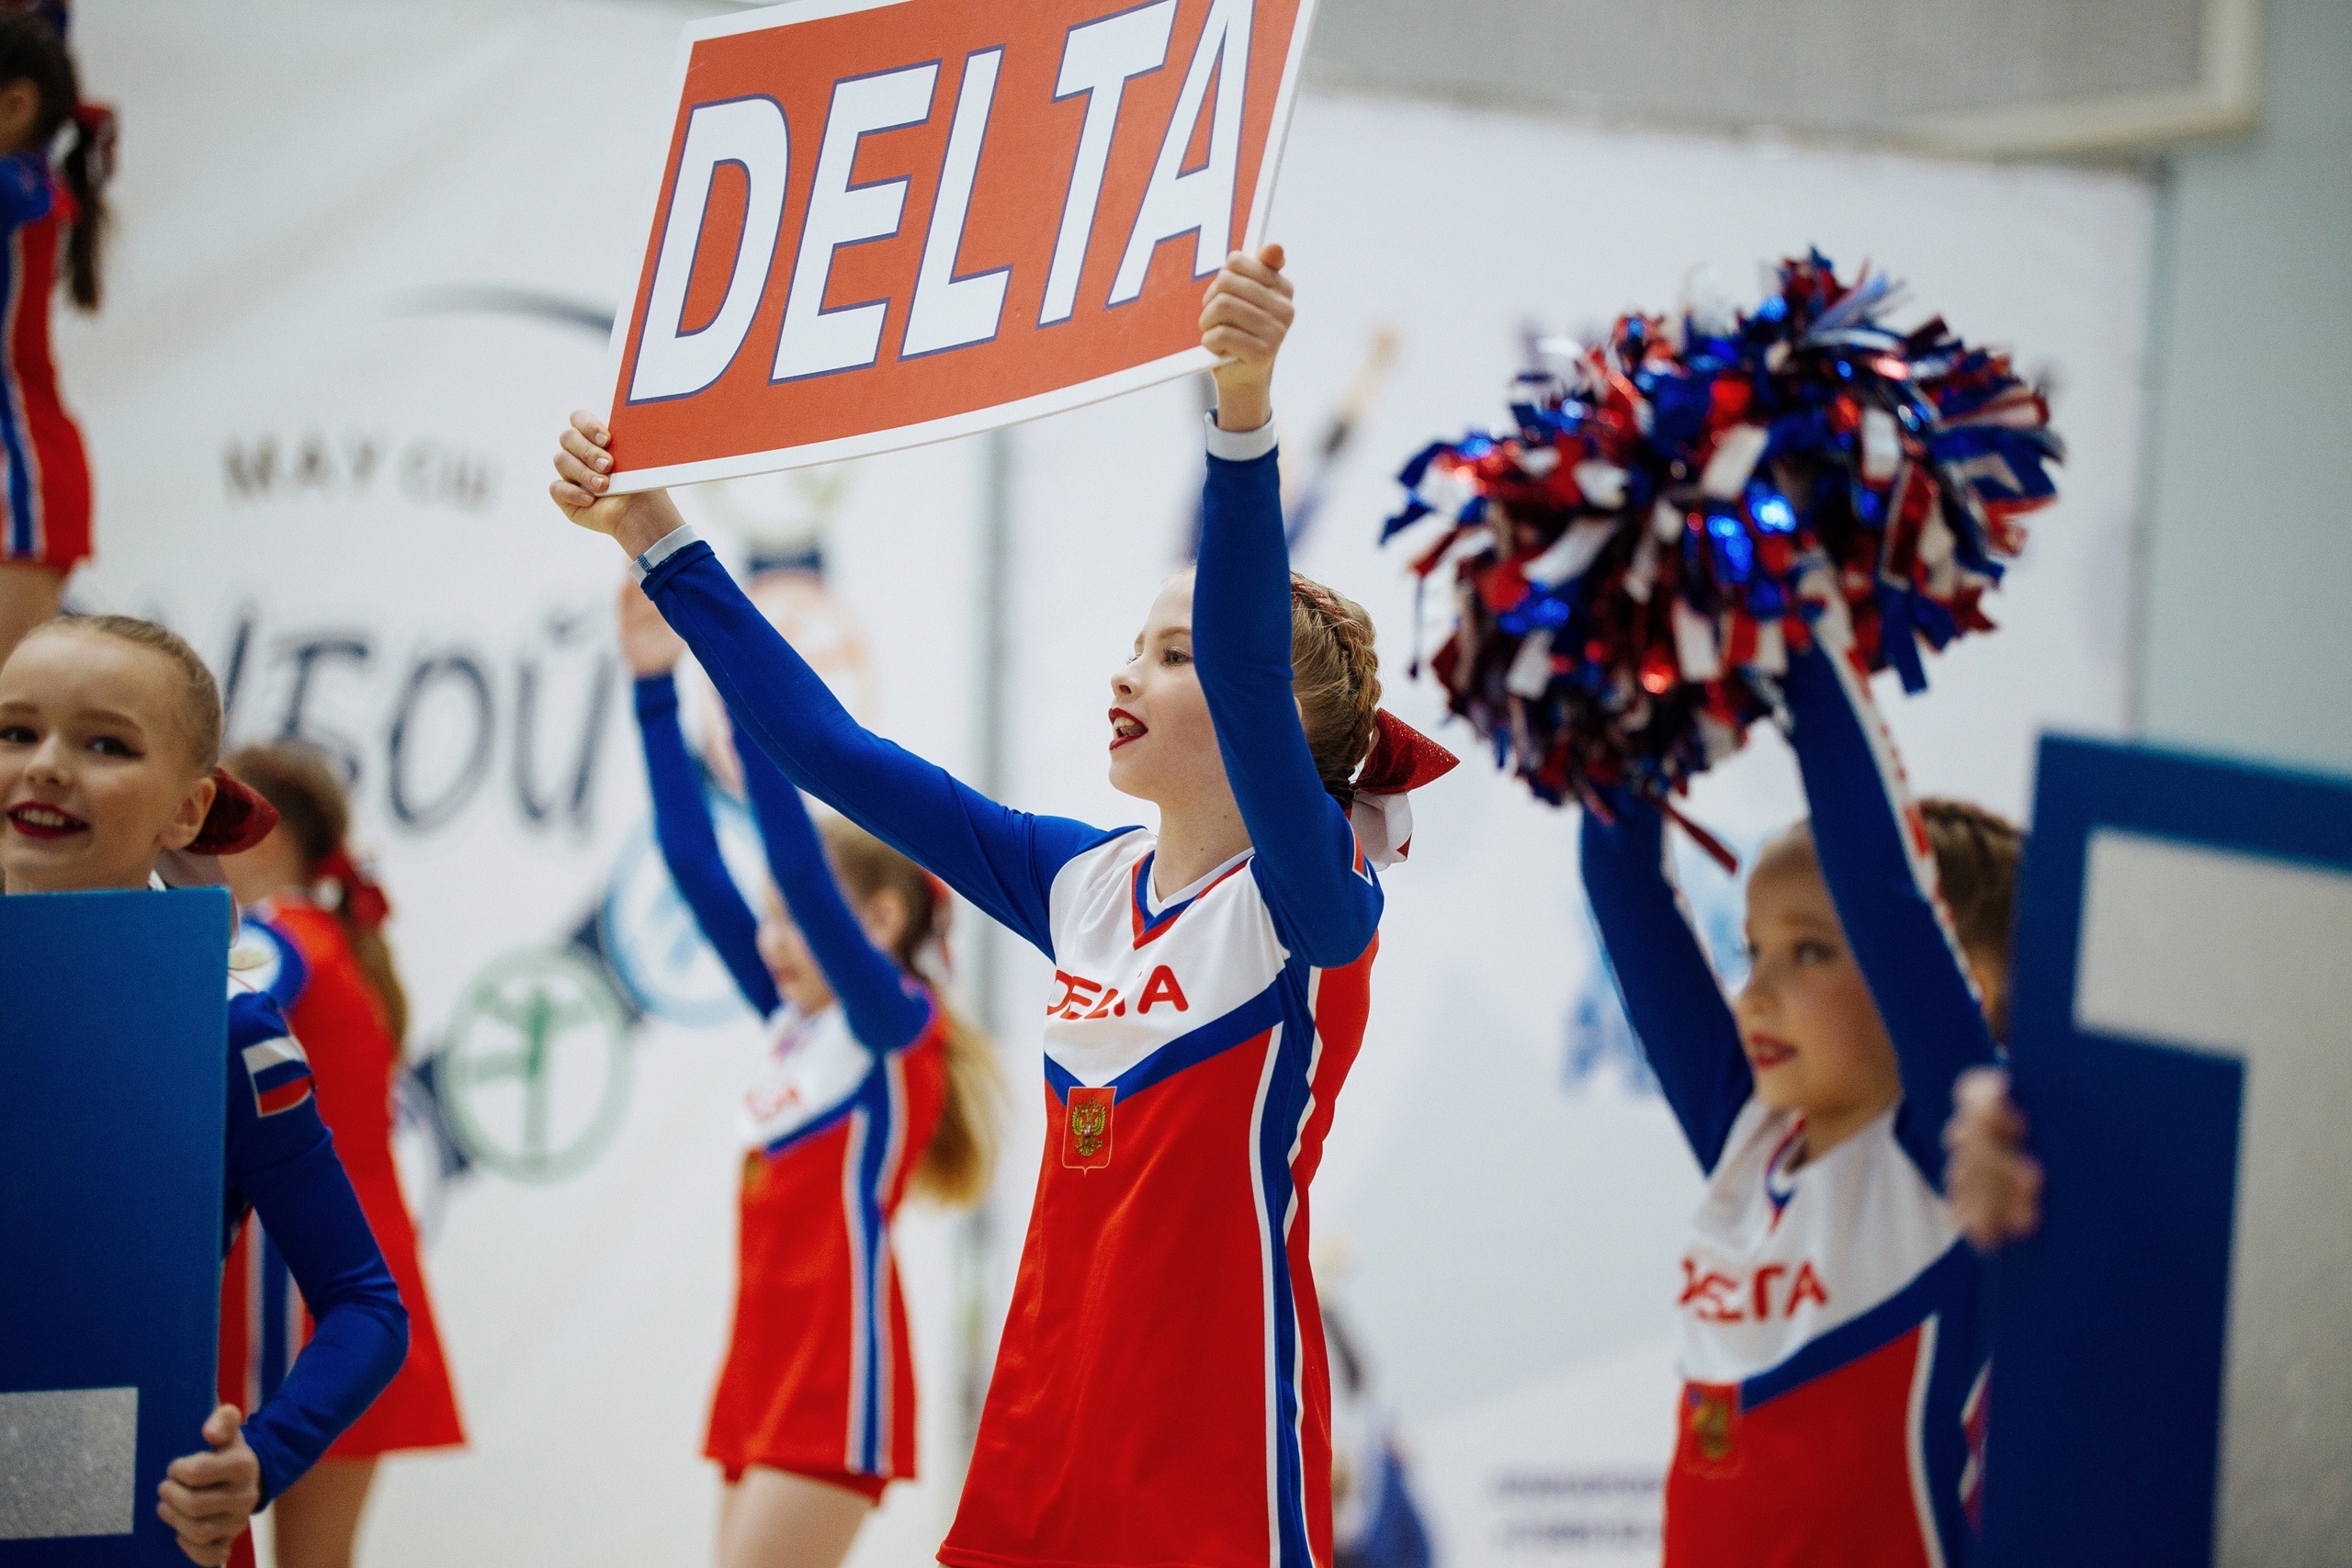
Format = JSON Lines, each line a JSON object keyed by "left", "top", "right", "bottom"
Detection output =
{"left": 2139, "top": 0, "right": 2352, "bottom": 778}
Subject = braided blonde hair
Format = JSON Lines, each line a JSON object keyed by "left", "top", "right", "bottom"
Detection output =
{"left": 1288, "top": 573, "right": 1382, "bottom": 802}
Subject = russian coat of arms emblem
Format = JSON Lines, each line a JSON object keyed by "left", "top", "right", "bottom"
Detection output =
{"left": 1063, "top": 1086, "right": 1115, "bottom": 1170}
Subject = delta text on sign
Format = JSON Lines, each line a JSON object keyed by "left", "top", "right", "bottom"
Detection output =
{"left": 604, "top": 0, "right": 1317, "bottom": 490}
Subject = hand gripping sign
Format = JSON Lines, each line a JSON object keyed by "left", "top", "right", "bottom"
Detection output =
{"left": 604, "top": 0, "right": 1318, "bottom": 491}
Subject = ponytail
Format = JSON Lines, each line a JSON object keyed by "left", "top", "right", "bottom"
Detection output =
{"left": 819, "top": 817, "right": 1002, "bottom": 1206}
{"left": 223, "top": 741, "right": 412, "bottom": 1053}
{"left": 0, "top": 8, "right": 109, "bottom": 310}
{"left": 58, "top": 97, "right": 108, "bottom": 310}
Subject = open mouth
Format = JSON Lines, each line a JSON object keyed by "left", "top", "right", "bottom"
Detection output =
{"left": 1108, "top": 708, "right": 1148, "bottom": 752}
{"left": 6, "top": 802, "right": 89, "bottom": 840}
{"left": 1746, "top": 1033, "right": 1796, "bottom": 1070}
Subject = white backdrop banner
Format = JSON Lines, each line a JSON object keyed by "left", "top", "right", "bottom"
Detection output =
{"left": 61, "top": 5, "right": 2148, "bottom": 1566}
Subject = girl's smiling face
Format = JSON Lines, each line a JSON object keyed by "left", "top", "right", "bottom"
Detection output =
{"left": 1733, "top": 834, "right": 1903, "bottom": 1136}
{"left": 0, "top": 627, "right": 216, "bottom": 893}
{"left": 1105, "top": 571, "right": 1234, "bottom": 811}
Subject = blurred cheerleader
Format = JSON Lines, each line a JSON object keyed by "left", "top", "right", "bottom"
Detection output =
{"left": 0, "top": 4, "right": 111, "bottom": 663}
{"left": 217, "top": 742, "right": 463, "bottom": 1568}
{"left": 620, "top": 581, "right": 999, "bottom": 1568}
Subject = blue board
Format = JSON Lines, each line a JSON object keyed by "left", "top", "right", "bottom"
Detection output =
{"left": 0, "top": 889, "right": 231, "bottom": 1566}
{"left": 1982, "top": 736, "right": 2352, "bottom": 1567}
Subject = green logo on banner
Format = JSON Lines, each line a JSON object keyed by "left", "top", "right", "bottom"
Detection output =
{"left": 442, "top": 948, "right": 629, "bottom": 1182}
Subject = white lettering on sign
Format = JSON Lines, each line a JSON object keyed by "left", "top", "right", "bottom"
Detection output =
{"left": 630, "top": 96, "right": 791, "bottom": 401}
{"left": 1038, "top": 0, "right": 1178, "bottom": 327}
{"left": 903, "top": 48, "right": 1012, "bottom": 357}
{"left": 772, "top": 63, "right": 941, "bottom": 382}
{"left": 1110, "top": 0, "right": 1252, "bottom": 307}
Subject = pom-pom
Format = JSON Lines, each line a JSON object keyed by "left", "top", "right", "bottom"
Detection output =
{"left": 1383, "top": 251, "right": 2063, "bottom": 811}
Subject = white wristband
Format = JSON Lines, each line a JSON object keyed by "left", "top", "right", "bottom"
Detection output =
{"left": 1203, "top": 410, "right": 1277, "bottom": 462}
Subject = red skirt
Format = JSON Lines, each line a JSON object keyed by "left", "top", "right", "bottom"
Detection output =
{"left": 704, "top": 1141, "right": 918, "bottom": 1489}
{"left": 219, "top": 1155, "right": 466, "bottom": 1458}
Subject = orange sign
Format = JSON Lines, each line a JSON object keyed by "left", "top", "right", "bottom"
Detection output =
{"left": 604, "top": 0, "right": 1318, "bottom": 491}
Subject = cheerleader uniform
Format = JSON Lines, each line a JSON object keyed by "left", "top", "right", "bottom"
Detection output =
{"left": 218, "top": 901, "right": 465, "bottom": 1462}
{"left": 0, "top": 150, "right": 91, "bottom": 572}
{"left": 1579, "top": 642, "right": 1997, "bottom": 1568}
{"left": 634, "top": 414, "right": 1382, "bottom": 1568}
{"left": 634, "top": 670, "right": 946, "bottom": 1497}
{"left": 219, "top": 963, "right": 410, "bottom": 1500}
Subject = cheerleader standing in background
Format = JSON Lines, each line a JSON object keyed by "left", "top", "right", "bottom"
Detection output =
{"left": 0, "top": 6, "right": 108, "bottom": 665}
{"left": 620, "top": 581, "right": 998, "bottom": 1568}
{"left": 0, "top": 615, "right": 405, "bottom": 1565}
{"left": 215, "top": 742, "right": 466, "bottom": 1568}
{"left": 556, "top": 246, "right": 1457, "bottom": 1568}
{"left": 1578, "top": 640, "right": 2022, "bottom": 1567}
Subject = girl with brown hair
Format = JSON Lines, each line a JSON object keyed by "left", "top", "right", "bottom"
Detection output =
{"left": 620, "top": 578, "right": 997, "bottom": 1568}
{"left": 0, "top": 6, "right": 114, "bottom": 663}
{"left": 1, "top": 615, "right": 406, "bottom": 1565}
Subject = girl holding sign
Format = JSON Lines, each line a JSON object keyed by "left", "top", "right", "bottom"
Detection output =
{"left": 0, "top": 615, "right": 407, "bottom": 1565}
{"left": 618, "top": 579, "right": 997, "bottom": 1568}
{"left": 0, "top": 8, "right": 112, "bottom": 665}
{"left": 553, "top": 248, "right": 1454, "bottom": 1568}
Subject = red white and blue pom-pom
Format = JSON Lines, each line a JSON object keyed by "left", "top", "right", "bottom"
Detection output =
{"left": 1384, "top": 251, "right": 2063, "bottom": 821}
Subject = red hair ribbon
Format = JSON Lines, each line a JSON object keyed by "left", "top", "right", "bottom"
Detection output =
{"left": 1347, "top": 709, "right": 1460, "bottom": 870}
{"left": 70, "top": 101, "right": 117, "bottom": 186}
{"left": 189, "top": 768, "right": 278, "bottom": 856}
{"left": 314, "top": 846, "right": 392, "bottom": 932}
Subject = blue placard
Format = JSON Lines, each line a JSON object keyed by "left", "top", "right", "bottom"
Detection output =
{"left": 0, "top": 889, "right": 231, "bottom": 1566}
{"left": 1983, "top": 736, "right": 2352, "bottom": 1567}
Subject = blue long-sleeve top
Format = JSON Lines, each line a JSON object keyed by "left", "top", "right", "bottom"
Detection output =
{"left": 633, "top": 671, "right": 931, "bottom": 1049}
{"left": 1578, "top": 641, "right": 1996, "bottom": 1182}
{"left": 631, "top": 417, "right": 1379, "bottom": 968}
{"left": 221, "top": 988, "right": 408, "bottom": 1501}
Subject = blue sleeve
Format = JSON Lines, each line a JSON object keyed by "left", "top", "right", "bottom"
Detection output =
{"left": 1578, "top": 800, "right": 1754, "bottom": 1171}
{"left": 734, "top": 722, "right": 933, "bottom": 1053}
{"left": 639, "top": 535, "right": 1124, "bottom": 959}
{"left": 222, "top": 996, "right": 406, "bottom": 1503}
{"left": 634, "top": 673, "right": 780, "bottom": 1018}
{"left": 1782, "top": 643, "right": 1999, "bottom": 1180}
{"left": 1191, "top": 422, "right": 1383, "bottom": 967}
{"left": 0, "top": 152, "right": 52, "bottom": 229}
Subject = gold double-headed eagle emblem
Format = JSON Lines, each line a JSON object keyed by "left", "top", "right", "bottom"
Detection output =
{"left": 1069, "top": 1100, "right": 1108, "bottom": 1158}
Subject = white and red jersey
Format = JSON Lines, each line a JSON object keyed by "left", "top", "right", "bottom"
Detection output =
{"left": 1670, "top": 1099, "right": 1980, "bottom": 1568}
{"left": 946, "top": 829, "right": 1374, "bottom": 1568}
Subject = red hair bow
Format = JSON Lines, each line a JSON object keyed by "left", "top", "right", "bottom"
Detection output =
{"left": 315, "top": 847, "right": 393, "bottom": 932}
{"left": 1348, "top": 710, "right": 1459, "bottom": 870}
{"left": 189, "top": 768, "right": 278, "bottom": 856}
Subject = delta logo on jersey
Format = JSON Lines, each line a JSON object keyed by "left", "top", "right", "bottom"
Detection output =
{"left": 1045, "top": 964, "right": 1190, "bottom": 1021}
{"left": 243, "top": 1034, "right": 315, "bottom": 1118}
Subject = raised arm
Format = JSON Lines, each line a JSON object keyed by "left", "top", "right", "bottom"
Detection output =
{"left": 734, "top": 721, "right": 932, "bottom": 1052}
{"left": 634, "top": 671, "right": 780, "bottom": 1018}
{"left": 632, "top": 535, "right": 1120, "bottom": 957}
{"left": 1578, "top": 799, "right": 1754, "bottom": 1171}
{"left": 1782, "top": 642, "right": 1997, "bottom": 1179}
{"left": 1192, "top": 246, "right": 1381, "bottom": 967}
{"left": 224, "top": 997, "right": 407, "bottom": 1502}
